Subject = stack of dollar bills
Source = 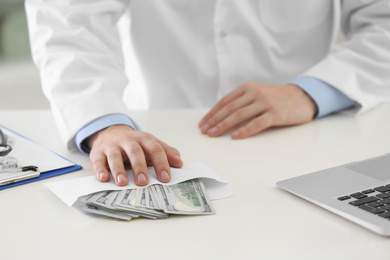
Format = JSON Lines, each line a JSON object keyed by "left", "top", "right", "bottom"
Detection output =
{"left": 76, "top": 179, "right": 215, "bottom": 220}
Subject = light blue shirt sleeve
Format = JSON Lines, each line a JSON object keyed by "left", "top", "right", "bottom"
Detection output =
{"left": 75, "top": 114, "right": 137, "bottom": 154}
{"left": 292, "top": 76, "right": 356, "bottom": 118}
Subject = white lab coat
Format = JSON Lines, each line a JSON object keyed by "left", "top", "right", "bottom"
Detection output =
{"left": 25, "top": 0, "right": 390, "bottom": 150}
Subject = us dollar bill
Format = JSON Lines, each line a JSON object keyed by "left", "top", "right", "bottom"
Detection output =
{"left": 76, "top": 179, "right": 215, "bottom": 220}
{"left": 147, "top": 185, "right": 163, "bottom": 210}
{"left": 87, "top": 190, "right": 139, "bottom": 218}
{"left": 82, "top": 204, "right": 133, "bottom": 221}
{"left": 135, "top": 188, "right": 147, "bottom": 208}
{"left": 114, "top": 189, "right": 168, "bottom": 219}
{"left": 75, "top": 194, "right": 134, "bottom": 221}
{"left": 155, "top": 179, "right": 215, "bottom": 215}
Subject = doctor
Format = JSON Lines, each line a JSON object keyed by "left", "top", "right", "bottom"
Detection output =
{"left": 25, "top": 1, "right": 390, "bottom": 186}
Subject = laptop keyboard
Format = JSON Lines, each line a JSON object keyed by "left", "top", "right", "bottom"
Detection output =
{"left": 338, "top": 184, "right": 390, "bottom": 220}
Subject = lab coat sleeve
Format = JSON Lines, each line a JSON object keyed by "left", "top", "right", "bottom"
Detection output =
{"left": 301, "top": 0, "right": 390, "bottom": 114}
{"left": 293, "top": 77, "right": 356, "bottom": 117}
{"left": 25, "top": 0, "right": 130, "bottom": 151}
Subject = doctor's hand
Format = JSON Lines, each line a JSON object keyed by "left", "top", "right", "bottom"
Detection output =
{"left": 87, "top": 125, "right": 183, "bottom": 186}
{"left": 199, "top": 82, "right": 318, "bottom": 139}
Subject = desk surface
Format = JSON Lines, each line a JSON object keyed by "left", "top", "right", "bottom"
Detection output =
{"left": 1, "top": 108, "right": 390, "bottom": 260}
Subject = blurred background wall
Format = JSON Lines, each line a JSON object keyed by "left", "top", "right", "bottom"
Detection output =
{"left": 0, "top": 1, "right": 49, "bottom": 110}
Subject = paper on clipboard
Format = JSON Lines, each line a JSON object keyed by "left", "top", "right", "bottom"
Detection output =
{"left": 0, "top": 126, "right": 82, "bottom": 189}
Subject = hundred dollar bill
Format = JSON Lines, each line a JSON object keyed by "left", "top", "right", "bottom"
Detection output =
{"left": 114, "top": 189, "right": 168, "bottom": 219}
{"left": 135, "top": 188, "right": 147, "bottom": 208}
{"left": 146, "top": 186, "right": 162, "bottom": 210}
{"left": 144, "top": 188, "right": 153, "bottom": 209}
{"left": 136, "top": 186, "right": 161, "bottom": 210}
{"left": 78, "top": 193, "right": 94, "bottom": 204}
{"left": 75, "top": 178, "right": 216, "bottom": 220}
{"left": 88, "top": 190, "right": 139, "bottom": 218}
{"left": 155, "top": 179, "right": 215, "bottom": 215}
{"left": 88, "top": 190, "right": 117, "bottom": 209}
{"left": 82, "top": 204, "right": 133, "bottom": 221}
{"left": 75, "top": 194, "right": 133, "bottom": 221}
{"left": 135, "top": 187, "right": 156, "bottom": 210}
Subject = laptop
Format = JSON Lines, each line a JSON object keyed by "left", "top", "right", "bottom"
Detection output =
{"left": 276, "top": 153, "right": 390, "bottom": 236}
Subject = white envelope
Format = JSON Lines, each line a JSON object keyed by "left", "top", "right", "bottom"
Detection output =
{"left": 45, "top": 161, "right": 233, "bottom": 206}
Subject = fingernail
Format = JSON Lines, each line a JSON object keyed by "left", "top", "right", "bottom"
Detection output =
{"left": 201, "top": 123, "right": 210, "bottom": 132}
{"left": 160, "top": 170, "right": 170, "bottom": 182}
{"left": 99, "top": 171, "right": 106, "bottom": 180}
{"left": 232, "top": 131, "right": 240, "bottom": 138}
{"left": 137, "top": 173, "right": 147, "bottom": 184}
{"left": 199, "top": 118, "right": 206, "bottom": 125}
{"left": 208, "top": 127, "right": 218, "bottom": 135}
{"left": 117, "top": 173, "right": 126, "bottom": 184}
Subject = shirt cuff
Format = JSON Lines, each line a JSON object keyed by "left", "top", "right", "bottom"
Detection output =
{"left": 75, "top": 113, "right": 137, "bottom": 154}
{"left": 292, "top": 76, "right": 356, "bottom": 118}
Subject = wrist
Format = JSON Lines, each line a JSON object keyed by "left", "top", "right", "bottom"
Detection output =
{"left": 287, "top": 84, "right": 318, "bottom": 119}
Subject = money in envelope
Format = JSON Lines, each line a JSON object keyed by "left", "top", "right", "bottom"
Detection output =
{"left": 77, "top": 179, "right": 215, "bottom": 220}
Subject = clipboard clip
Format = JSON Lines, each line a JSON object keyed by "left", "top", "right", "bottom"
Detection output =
{"left": 0, "top": 165, "right": 40, "bottom": 186}
{"left": 0, "top": 165, "right": 39, "bottom": 174}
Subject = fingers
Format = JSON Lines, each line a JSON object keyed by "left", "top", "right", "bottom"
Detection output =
{"left": 90, "top": 151, "right": 110, "bottom": 182}
{"left": 199, "top": 86, "right": 247, "bottom": 132}
{"left": 203, "top": 85, "right": 246, "bottom": 118}
{"left": 203, "top": 103, "right": 265, "bottom": 137}
{"left": 88, "top": 125, "right": 183, "bottom": 187}
{"left": 199, "top": 83, "right": 317, "bottom": 140}
{"left": 199, "top": 83, "right": 258, "bottom": 136}
{"left": 158, "top": 140, "right": 183, "bottom": 168}
{"left": 127, "top": 135, "right": 183, "bottom": 185}
{"left": 199, "top": 93, "right": 254, "bottom": 134}
{"left": 139, "top": 138, "right": 170, "bottom": 184}
{"left": 123, "top": 142, "right": 149, "bottom": 186}
{"left": 231, "top": 112, "right": 274, "bottom": 139}
{"left": 90, "top": 145, "right": 129, "bottom": 186}
{"left": 107, "top": 150, "right": 129, "bottom": 186}
{"left": 141, "top": 139, "right": 183, "bottom": 184}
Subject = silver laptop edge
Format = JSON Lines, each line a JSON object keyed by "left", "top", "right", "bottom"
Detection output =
{"left": 277, "top": 153, "right": 390, "bottom": 236}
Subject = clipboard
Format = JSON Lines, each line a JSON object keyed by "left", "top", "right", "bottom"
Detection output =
{"left": 0, "top": 126, "right": 82, "bottom": 190}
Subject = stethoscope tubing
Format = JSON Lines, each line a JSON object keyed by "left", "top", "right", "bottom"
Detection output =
{"left": 0, "top": 128, "right": 12, "bottom": 156}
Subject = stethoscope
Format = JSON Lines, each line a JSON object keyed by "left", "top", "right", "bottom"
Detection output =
{"left": 0, "top": 128, "right": 12, "bottom": 157}
{"left": 0, "top": 128, "right": 38, "bottom": 173}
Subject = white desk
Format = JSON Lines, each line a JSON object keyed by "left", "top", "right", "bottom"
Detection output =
{"left": 1, "top": 108, "right": 390, "bottom": 260}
